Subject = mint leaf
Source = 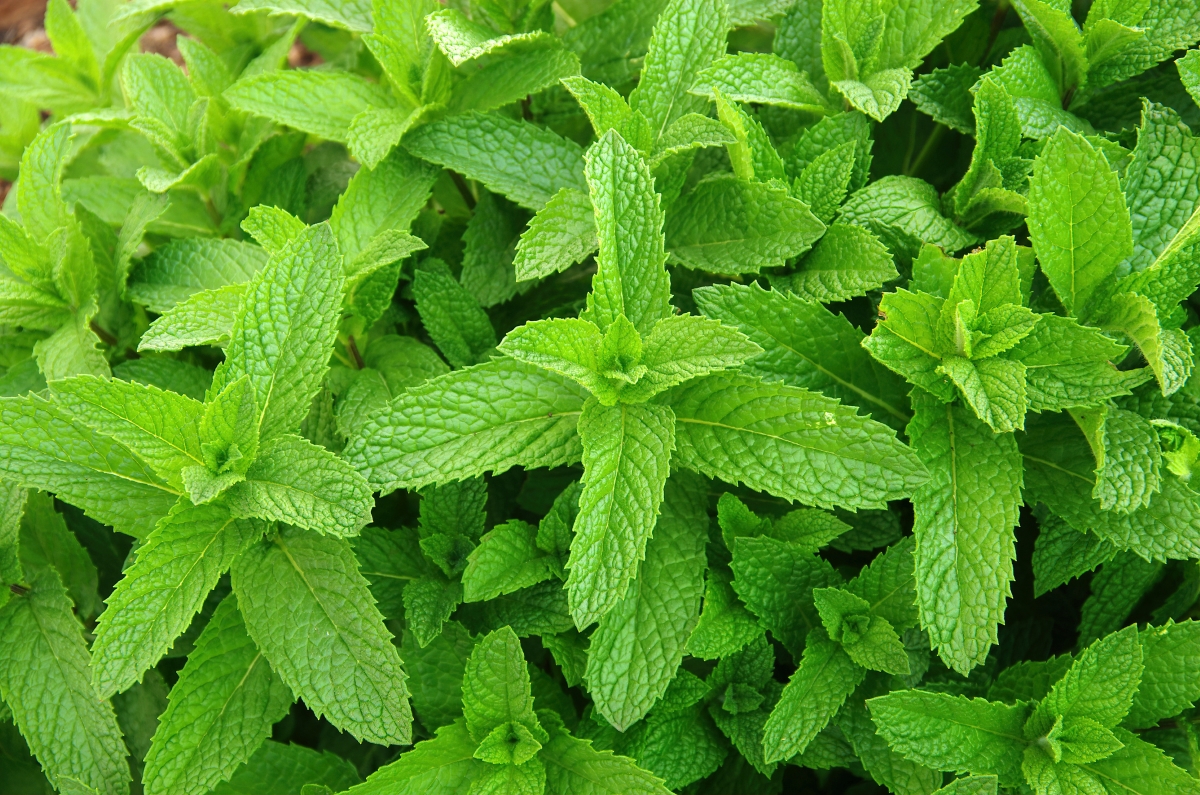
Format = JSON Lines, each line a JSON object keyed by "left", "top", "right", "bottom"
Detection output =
{"left": 404, "top": 113, "right": 587, "bottom": 211}
{"left": 0, "top": 564, "right": 129, "bottom": 795}
{"left": 142, "top": 594, "right": 292, "bottom": 795}
{"left": 232, "top": 526, "right": 412, "bottom": 745}
{"left": 344, "top": 358, "right": 587, "bottom": 493}
{"left": 1026, "top": 128, "right": 1132, "bottom": 320}
{"left": 585, "top": 471, "right": 706, "bottom": 730}
{"left": 568, "top": 399, "right": 674, "bottom": 627}
{"left": 909, "top": 394, "right": 1022, "bottom": 675}
{"left": 91, "top": 501, "right": 262, "bottom": 698}
{"left": 630, "top": 0, "right": 729, "bottom": 145}
{"left": 762, "top": 629, "right": 865, "bottom": 762}
{"left": 869, "top": 691, "right": 1031, "bottom": 786}
{"left": 209, "top": 224, "right": 344, "bottom": 442}
{"left": 584, "top": 130, "right": 672, "bottom": 337}
{"left": 664, "top": 177, "right": 825, "bottom": 275}
{"left": 667, "top": 374, "right": 928, "bottom": 509}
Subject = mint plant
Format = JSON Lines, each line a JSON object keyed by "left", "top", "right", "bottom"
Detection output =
{"left": 2, "top": 0, "right": 1200, "bottom": 793}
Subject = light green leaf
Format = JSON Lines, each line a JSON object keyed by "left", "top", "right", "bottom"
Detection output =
{"left": 1027, "top": 128, "right": 1131, "bottom": 320}
{"left": 425, "top": 8, "right": 554, "bottom": 66}
{"left": 666, "top": 374, "right": 928, "bottom": 509}
{"left": 839, "top": 175, "right": 978, "bottom": 260}
{"left": 1076, "top": 729, "right": 1200, "bottom": 795}
{"left": 585, "top": 471, "right": 707, "bottom": 730}
{"left": 567, "top": 399, "right": 675, "bottom": 628}
{"left": 462, "top": 626, "right": 540, "bottom": 742}
{"left": 48, "top": 375, "right": 204, "bottom": 491}
{"left": 209, "top": 223, "right": 344, "bottom": 441}
{"left": 868, "top": 691, "right": 1030, "bottom": 786}
{"left": 689, "top": 52, "right": 827, "bottom": 111}
{"left": 226, "top": 71, "right": 393, "bottom": 143}
{"left": 938, "top": 356, "right": 1028, "bottom": 433}
{"left": 694, "top": 282, "right": 911, "bottom": 431}
{"left": 413, "top": 265, "right": 497, "bottom": 369}
{"left": 785, "top": 223, "right": 898, "bottom": 302}
{"left": 404, "top": 113, "right": 587, "bottom": 211}
{"left": 908, "top": 395, "right": 1022, "bottom": 676}
{"left": 834, "top": 69, "right": 914, "bottom": 122}
{"left": 225, "top": 434, "right": 374, "bottom": 537}
{"left": 1036, "top": 624, "right": 1142, "bottom": 731}
{"left": 344, "top": 358, "right": 587, "bottom": 493}
{"left": 90, "top": 501, "right": 262, "bottom": 698}
{"left": 342, "top": 719, "right": 480, "bottom": 795}
{"left": 462, "top": 520, "right": 555, "bottom": 603}
{"left": 230, "top": 0, "right": 372, "bottom": 31}
{"left": 629, "top": 0, "right": 729, "bottom": 144}
{"left": 142, "top": 595, "right": 292, "bottom": 795}
{"left": 0, "top": 393, "right": 179, "bottom": 537}
{"left": 584, "top": 130, "right": 672, "bottom": 337}
{"left": 731, "top": 535, "right": 842, "bottom": 653}
{"left": 1126, "top": 620, "right": 1200, "bottom": 728}
{"left": 541, "top": 714, "right": 671, "bottom": 795}
{"left": 231, "top": 525, "right": 412, "bottom": 746}
{"left": 664, "top": 176, "right": 825, "bottom": 275}
{"left": 762, "top": 629, "right": 865, "bottom": 762}
{"left": 0, "top": 567, "right": 130, "bottom": 795}
{"left": 512, "top": 188, "right": 598, "bottom": 283}
{"left": 129, "top": 238, "right": 267, "bottom": 313}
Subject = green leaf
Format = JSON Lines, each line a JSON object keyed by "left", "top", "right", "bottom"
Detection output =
{"left": 786, "top": 223, "right": 898, "bottom": 303}
{"left": 1021, "top": 412, "right": 1200, "bottom": 562}
{"left": 230, "top": 0, "right": 371, "bottom": 31}
{"left": 694, "top": 282, "right": 911, "bottom": 431}
{"left": 209, "top": 740, "right": 362, "bottom": 795}
{"left": 908, "top": 395, "right": 1022, "bottom": 676}
{"left": 1126, "top": 620, "right": 1200, "bottom": 728}
{"left": 344, "top": 358, "right": 587, "bottom": 493}
{"left": 1026, "top": 128, "right": 1132, "bottom": 320}
{"left": 224, "top": 434, "right": 374, "bottom": 537}
{"left": 226, "top": 71, "right": 393, "bottom": 143}
{"left": 1076, "top": 729, "right": 1200, "bottom": 795}
{"left": 129, "top": 238, "right": 267, "bottom": 313}
{"left": 512, "top": 188, "right": 598, "bottom": 283}
{"left": 463, "top": 520, "right": 555, "bottom": 603}
{"left": 584, "top": 130, "right": 672, "bottom": 337}
{"left": 938, "top": 356, "right": 1028, "bottom": 434}
{"left": 404, "top": 113, "right": 587, "bottom": 211}
{"left": 425, "top": 8, "right": 554, "bottom": 66}
{"left": 762, "top": 629, "right": 865, "bottom": 763}
{"left": 342, "top": 719, "right": 480, "bottom": 795}
{"left": 209, "top": 223, "right": 344, "bottom": 441}
{"left": 0, "top": 393, "right": 179, "bottom": 537}
{"left": 1073, "top": 404, "right": 1162, "bottom": 513}
{"left": 687, "top": 569, "right": 762, "bottom": 660}
{"left": 462, "top": 626, "right": 540, "bottom": 741}
{"left": 142, "top": 595, "right": 293, "bottom": 795}
{"left": 1007, "top": 314, "right": 1152, "bottom": 412}
{"left": 568, "top": 399, "right": 674, "bottom": 628}
{"left": 689, "top": 52, "right": 827, "bottom": 111}
{"left": 413, "top": 265, "right": 497, "bottom": 369}
{"left": 0, "top": 567, "right": 130, "bottom": 795}
{"left": 629, "top": 0, "right": 729, "bottom": 145}
{"left": 232, "top": 526, "right": 412, "bottom": 745}
{"left": 14, "top": 492, "right": 100, "bottom": 618}
{"left": 664, "top": 176, "right": 825, "bottom": 275}
{"left": 840, "top": 175, "right": 978, "bottom": 260}
{"left": 731, "top": 535, "right": 842, "bottom": 653}
{"left": 868, "top": 691, "right": 1030, "bottom": 786}
{"left": 910, "top": 64, "right": 983, "bottom": 134}
{"left": 48, "top": 375, "right": 204, "bottom": 491}
{"left": 540, "top": 714, "right": 671, "bottom": 795}
{"left": 585, "top": 471, "right": 706, "bottom": 730}
{"left": 91, "top": 501, "right": 262, "bottom": 698}
{"left": 1035, "top": 625, "right": 1143, "bottom": 731}
{"left": 713, "top": 90, "right": 787, "bottom": 183}
{"left": 1101, "top": 291, "right": 1193, "bottom": 397}
{"left": 834, "top": 69, "right": 914, "bottom": 123}
{"left": 1011, "top": 0, "right": 1088, "bottom": 96}
{"left": 666, "top": 374, "right": 928, "bottom": 509}
{"left": 1031, "top": 515, "right": 1116, "bottom": 598}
